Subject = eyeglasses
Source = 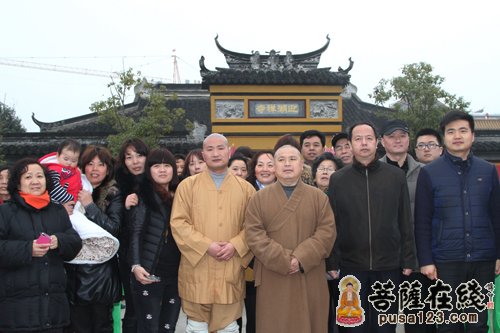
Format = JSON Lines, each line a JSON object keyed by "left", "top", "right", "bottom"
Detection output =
{"left": 318, "top": 167, "right": 335, "bottom": 173}
{"left": 416, "top": 143, "right": 440, "bottom": 150}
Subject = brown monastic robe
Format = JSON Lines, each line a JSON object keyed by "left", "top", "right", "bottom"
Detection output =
{"left": 245, "top": 180, "right": 336, "bottom": 333}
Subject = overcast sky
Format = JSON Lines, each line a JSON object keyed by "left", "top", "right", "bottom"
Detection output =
{"left": 1, "top": 0, "right": 499, "bottom": 132}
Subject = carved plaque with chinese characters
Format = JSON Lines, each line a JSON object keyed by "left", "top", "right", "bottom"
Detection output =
{"left": 249, "top": 100, "right": 305, "bottom": 118}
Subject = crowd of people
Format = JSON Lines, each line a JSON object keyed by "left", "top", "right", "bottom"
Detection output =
{"left": 0, "top": 110, "right": 499, "bottom": 333}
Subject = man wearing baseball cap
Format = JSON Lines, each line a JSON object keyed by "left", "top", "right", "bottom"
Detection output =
{"left": 379, "top": 119, "right": 433, "bottom": 333}
{"left": 379, "top": 120, "right": 422, "bottom": 186}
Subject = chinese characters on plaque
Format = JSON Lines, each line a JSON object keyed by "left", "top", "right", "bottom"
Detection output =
{"left": 214, "top": 99, "right": 339, "bottom": 119}
{"left": 249, "top": 100, "right": 305, "bottom": 118}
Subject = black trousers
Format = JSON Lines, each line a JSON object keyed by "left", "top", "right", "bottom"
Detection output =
{"left": 131, "top": 276, "right": 181, "bottom": 333}
{"left": 435, "top": 261, "right": 494, "bottom": 333}
{"left": 6, "top": 329, "right": 64, "bottom": 333}
{"left": 118, "top": 258, "right": 137, "bottom": 333}
{"left": 402, "top": 272, "right": 437, "bottom": 333}
{"left": 67, "top": 303, "right": 114, "bottom": 333}
{"left": 237, "top": 281, "right": 256, "bottom": 333}
{"left": 339, "top": 269, "right": 401, "bottom": 333}
{"left": 328, "top": 278, "right": 340, "bottom": 333}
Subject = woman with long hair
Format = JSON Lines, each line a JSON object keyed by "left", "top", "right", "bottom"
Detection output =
{"left": 129, "top": 148, "right": 182, "bottom": 333}
{"left": 181, "top": 148, "right": 206, "bottom": 179}
{"left": 114, "top": 138, "right": 149, "bottom": 333}
{"left": 236, "top": 150, "right": 275, "bottom": 333}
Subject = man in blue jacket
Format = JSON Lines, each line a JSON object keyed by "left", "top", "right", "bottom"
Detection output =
{"left": 415, "top": 111, "right": 500, "bottom": 333}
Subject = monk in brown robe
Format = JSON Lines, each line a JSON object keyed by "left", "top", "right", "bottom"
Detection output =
{"left": 245, "top": 144, "right": 336, "bottom": 333}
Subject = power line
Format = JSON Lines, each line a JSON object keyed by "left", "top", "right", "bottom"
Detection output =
{"left": 0, "top": 58, "right": 117, "bottom": 78}
{"left": 0, "top": 58, "right": 170, "bottom": 82}
{"left": 3, "top": 55, "right": 168, "bottom": 60}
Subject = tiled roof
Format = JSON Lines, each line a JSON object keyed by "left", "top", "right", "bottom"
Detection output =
{"left": 201, "top": 68, "right": 350, "bottom": 88}
{"left": 213, "top": 35, "right": 332, "bottom": 71}
{"left": 473, "top": 140, "right": 500, "bottom": 153}
{"left": 201, "top": 35, "right": 353, "bottom": 89}
{"left": 341, "top": 94, "right": 393, "bottom": 132}
{"left": 32, "top": 94, "right": 211, "bottom": 134}
{"left": 475, "top": 119, "right": 500, "bottom": 131}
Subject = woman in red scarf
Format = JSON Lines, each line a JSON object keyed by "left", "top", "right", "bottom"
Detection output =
{"left": 0, "top": 158, "right": 82, "bottom": 333}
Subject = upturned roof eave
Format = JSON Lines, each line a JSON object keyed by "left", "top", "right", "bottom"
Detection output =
{"left": 214, "top": 34, "right": 331, "bottom": 66}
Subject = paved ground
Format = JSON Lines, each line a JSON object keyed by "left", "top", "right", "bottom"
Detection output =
{"left": 175, "top": 309, "right": 248, "bottom": 332}
{"left": 125, "top": 304, "right": 402, "bottom": 332}
{"left": 174, "top": 310, "right": 187, "bottom": 332}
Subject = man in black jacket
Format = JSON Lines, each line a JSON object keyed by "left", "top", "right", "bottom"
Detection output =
{"left": 328, "top": 122, "right": 416, "bottom": 333}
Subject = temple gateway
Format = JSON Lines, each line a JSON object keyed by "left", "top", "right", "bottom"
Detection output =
{"left": 1, "top": 36, "right": 499, "bottom": 164}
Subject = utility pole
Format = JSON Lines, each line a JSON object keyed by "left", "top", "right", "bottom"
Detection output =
{"left": 172, "top": 49, "right": 181, "bottom": 84}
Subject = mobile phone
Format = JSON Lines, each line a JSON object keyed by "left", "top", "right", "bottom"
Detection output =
{"left": 36, "top": 233, "right": 51, "bottom": 244}
{"left": 147, "top": 275, "right": 161, "bottom": 282}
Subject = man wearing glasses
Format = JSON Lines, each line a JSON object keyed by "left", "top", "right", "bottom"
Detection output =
{"left": 414, "top": 128, "right": 443, "bottom": 164}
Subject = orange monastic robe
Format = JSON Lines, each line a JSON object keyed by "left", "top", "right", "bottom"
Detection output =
{"left": 171, "top": 171, "right": 255, "bottom": 305}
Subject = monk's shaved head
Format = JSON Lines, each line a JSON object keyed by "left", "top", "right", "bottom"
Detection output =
{"left": 203, "top": 133, "right": 228, "bottom": 148}
{"left": 274, "top": 145, "right": 304, "bottom": 186}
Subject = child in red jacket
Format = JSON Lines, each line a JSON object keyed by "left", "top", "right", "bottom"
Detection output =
{"left": 39, "top": 139, "right": 81, "bottom": 210}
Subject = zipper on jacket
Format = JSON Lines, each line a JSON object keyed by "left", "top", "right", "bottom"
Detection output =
{"left": 151, "top": 229, "right": 166, "bottom": 276}
{"left": 148, "top": 208, "right": 166, "bottom": 276}
{"left": 365, "top": 168, "right": 373, "bottom": 270}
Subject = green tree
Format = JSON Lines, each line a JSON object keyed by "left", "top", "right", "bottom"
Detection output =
{"left": 369, "top": 62, "right": 470, "bottom": 138}
{"left": 0, "top": 102, "right": 26, "bottom": 133}
{"left": 0, "top": 102, "right": 26, "bottom": 164}
{"left": 90, "top": 68, "right": 192, "bottom": 155}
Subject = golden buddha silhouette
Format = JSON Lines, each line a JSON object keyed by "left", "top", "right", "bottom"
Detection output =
{"left": 336, "top": 275, "right": 365, "bottom": 327}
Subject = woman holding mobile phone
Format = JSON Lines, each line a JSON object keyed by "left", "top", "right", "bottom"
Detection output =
{"left": 0, "top": 158, "right": 82, "bottom": 333}
{"left": 128, "top": 148, "right": 181, "bottom": 333}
